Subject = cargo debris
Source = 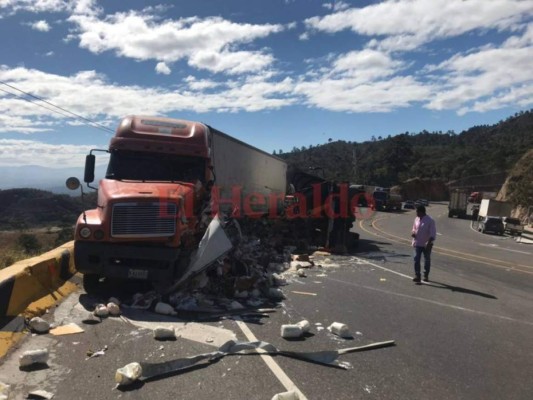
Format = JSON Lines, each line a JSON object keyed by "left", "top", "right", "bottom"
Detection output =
{"left": 19, "top": 349, "right": 49, "bottom": 368}
{"left": 28, "top": 317, "right": 50, "bottom": 334}
{"left": 86, "top": 345, "right": 108, "bottom": 360}
{"left": 153, "top": 327, "right": 176, "bottom": 341}
{"left": 114, "top": 339, "right": 395, "bottom": 388}
{"left": 296, "top": 320, "right": 311, "bottom": 333}
{"left": 49, "top": 323, "right": 84, "bottom": 336}
{"left": 27, "top": 390, "right": 54, "bottom": 399}
{"left": 272, "top": 391, "right": 300, "bottom": 400}
{"left": 94, "top": 304, "right": 109, "bottom": 317}
{"left": 280, "top": 324, "right": 303, "bottom": 339}
{"left": 327, "top": 322, "right": 351, "bottom": 338}
{"left": 115, "top": 362, "right": 143, "bottom": 386}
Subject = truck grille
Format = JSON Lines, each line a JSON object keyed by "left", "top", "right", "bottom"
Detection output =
{"left": 111, "top": 202, "right": 177, "bottom": 238}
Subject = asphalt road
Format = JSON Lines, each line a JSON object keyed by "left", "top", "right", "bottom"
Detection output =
{"left": 1, "top": 202, "right": 533, "bottom": 400}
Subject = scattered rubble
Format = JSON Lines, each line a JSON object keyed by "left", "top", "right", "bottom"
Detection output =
{"left": 154, "top": 302, "right": 177, "bottom": 316}
{"left": 49, "top": 323, "right": 84, "bottom": 336}
{"left": 107, "top": 302, "right": 121, "bottom": 316}
{"left": 28, "top": 317, "right": 50, "bottom": 334}
{"left": 86, "top": 345, "right": 108, "bottom": 360}
{"left": 153, "top": 327, "right": 176, "bottom": 340}
{"left": 94, "top": 304, "right": 109, "bottom": 317}
{"left": 27, "top": 390, "right": 54, "bottom": 399}
{"left": 115, "top": 362, "right": 143, "bottom": 386}
{"left": 0, "top": 381, "right": 10, "bottom": 400}
{"left": 327, "top": 322, "right": 351, "bottom": 338}
{"left": 296, "top": 320, "right": 311, "bottom": 333}
{"left": 114, "top": 339, "right": 395, "bottom": 387}
{"left": 19, "top": 349, "right": 49, "bottom": 368}
{"left": 281, "top": 324, "right": 303, "bottom": 339}
{"left": 272, "top": 390, "right": 300, "bottom": 400}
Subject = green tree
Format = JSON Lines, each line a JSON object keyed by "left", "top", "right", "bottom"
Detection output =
{"left": 17, "top": 233, "right": 41, "bottom": 254}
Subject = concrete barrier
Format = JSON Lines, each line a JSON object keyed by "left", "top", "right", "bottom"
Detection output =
{"left": 0, "top": 241, "right": 77, "bottom": 318}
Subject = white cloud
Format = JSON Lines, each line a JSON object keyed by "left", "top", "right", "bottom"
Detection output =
{"left": 295, "top": 75, "right": 430, "bottom": 113}
{"left": 44, "top": 51, "right": 54, "bottom": 56}
{"left": 426, "top": 46, "right": 533, "bottom": 112}
{"left": 0, "top": 65, "right": 298, "bottom": 134}
{"left": 305, "top": 0, "right": 533, "bottom": 51}
{"left": 155, "top": 62, "right": 171, "bottom": 75}
{"left": 0, "top": 0, "right": 99, "bottom": 15}
{"left": 322, "top": 1, "right": 350, "bottom": 12}
{"left": 0, "top": 138, "right": 97, "bottom": 167}
{"left": 30, "top": 20, "right": 51, "bottom": 31}
{"left": 67, "top": 12, "right": 285, "bottom": 74}
{"left": 331, "top": 49, "right": 403, "bottom": 79}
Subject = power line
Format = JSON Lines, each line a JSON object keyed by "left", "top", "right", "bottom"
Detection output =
{"left": 0, "top": 80, "right": 115, "bottom": 134}
{"left": 0, "top": 87, "right": 88, "bottom": 124}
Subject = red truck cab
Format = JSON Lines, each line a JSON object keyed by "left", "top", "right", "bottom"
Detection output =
{"left": 72, "top": 116, "right": 213, "bottom": 292}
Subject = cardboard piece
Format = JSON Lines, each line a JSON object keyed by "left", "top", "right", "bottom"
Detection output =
{"left": 49, "top": 323, "right": 84, "bottom": 336}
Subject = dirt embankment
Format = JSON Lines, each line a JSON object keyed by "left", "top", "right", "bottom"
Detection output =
{"left": 496, "top": 149, "right": 533, "bottom": 222}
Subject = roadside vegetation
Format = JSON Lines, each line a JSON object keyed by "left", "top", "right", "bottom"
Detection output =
{"left": 279, "top": 110, "right": 533, "bottom": 202}
{"left": 0, "top": 226, "right": 74, "bottom": 269}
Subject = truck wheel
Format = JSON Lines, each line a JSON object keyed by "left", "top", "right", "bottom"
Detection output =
{"left": 448, "top": 211, "right": 453, "bottom": 218}
{"left": 83, "top": 274, "right": 101, "bottom": 294}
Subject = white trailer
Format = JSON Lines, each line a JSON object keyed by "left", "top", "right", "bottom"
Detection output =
{"left": 209, "top": 126, "right": 288, "bottom": 214}
{"left": 478, "top": 199, "right": 512, "bottom": 218}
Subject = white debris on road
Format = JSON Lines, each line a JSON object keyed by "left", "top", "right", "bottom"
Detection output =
{"left": 29, "top": 317, "right": 50, "bottom": 334}
{"left": 327, "top": 322, "right": 352, "bottom": 338}
{"left": 19, "top": 349, "right": 49, "bottom": 368}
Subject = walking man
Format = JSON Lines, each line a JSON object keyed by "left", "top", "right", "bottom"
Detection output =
{"left": 411, "top": 205, "right": 436, "bottom": 283}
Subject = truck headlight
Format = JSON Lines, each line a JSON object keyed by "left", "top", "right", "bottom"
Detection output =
{"left": 80, "top": 227, "right": 92, "bottom": 238}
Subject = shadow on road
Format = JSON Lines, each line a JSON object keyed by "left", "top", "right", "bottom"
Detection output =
{"left": 424, "top": 280, "right": 497, "bottom": 299}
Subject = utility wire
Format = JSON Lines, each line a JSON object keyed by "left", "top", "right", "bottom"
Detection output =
{"left": 0, "top": 80, "right": 115, "bottom": 134}
{"left": 0, "top": 87, "right": 88, "bottom": 124}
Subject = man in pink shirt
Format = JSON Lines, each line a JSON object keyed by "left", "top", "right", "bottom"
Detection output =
{"left": 411, "top": 205, "right": 436, "bottom": 283}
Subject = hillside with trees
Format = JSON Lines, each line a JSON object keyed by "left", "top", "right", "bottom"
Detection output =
{"left": 279, "top": 110, "right": 533, "bottom": 205}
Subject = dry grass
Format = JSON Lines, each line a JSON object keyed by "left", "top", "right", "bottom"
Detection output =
{"left": 0, "top": 228, "right": 68, "bottom": 270}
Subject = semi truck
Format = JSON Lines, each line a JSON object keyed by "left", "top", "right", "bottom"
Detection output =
{"left": 68, "top": 116, "right": 356, "bottom": 293}
{"left": 372, "top": 189, "right": 402, "bottom": 211}
{"left": 448, "top": 189, "right": 468, "bottom": 218}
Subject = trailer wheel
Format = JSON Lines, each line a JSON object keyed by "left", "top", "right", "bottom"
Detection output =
{"left": 83, "top": 273, "right": 101, "bottom": 294}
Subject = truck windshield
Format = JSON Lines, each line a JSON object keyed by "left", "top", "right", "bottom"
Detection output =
{"left": 106, "top": 150, "right": 205, "bottom": 182}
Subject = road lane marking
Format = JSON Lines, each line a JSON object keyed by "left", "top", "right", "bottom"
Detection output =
{"left": 479, "top": 244, "right": 531, "bottom": 255}
{"left": 324, "top": 275, "right": 533, "bottom": 327}
{"left": 234, "top": 318, "right": 308, "bottom": 400}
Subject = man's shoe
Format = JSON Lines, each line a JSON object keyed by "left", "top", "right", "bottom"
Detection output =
{"left": 423, "top": 275, "right": 429, "bottom": 282}
{"left": 412, "top": 276, "right": 421, "bottom": 283}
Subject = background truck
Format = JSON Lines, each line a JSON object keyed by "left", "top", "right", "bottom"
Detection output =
{"left": 372, "top": 188, "right": 402, "bottom": 211}
{"left": 69, "top": 115, "right": 356, "bottom": 293}
{"left": 448, "top": 189, "right": 468, "bottom": 218}
{"left": 478, "top": 199, "right": 512, "bottom": 219}
{"left": 468, "top": 191, "right": 497, "bottom": 203}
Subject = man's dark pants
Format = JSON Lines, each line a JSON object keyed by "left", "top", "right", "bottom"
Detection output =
{"left": 414, "top": 246, "right": 432, "bottom": 277}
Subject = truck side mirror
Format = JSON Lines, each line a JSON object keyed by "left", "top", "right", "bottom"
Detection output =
{"left": 84, "top": 154, "right": 96, "bottom": 183}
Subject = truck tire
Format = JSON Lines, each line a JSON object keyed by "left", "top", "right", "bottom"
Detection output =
{"left": 83, "top": 273, "right": 101, "bottom": 294}
{"left": 448, "top": 211, "right": 453, "bottom": 218}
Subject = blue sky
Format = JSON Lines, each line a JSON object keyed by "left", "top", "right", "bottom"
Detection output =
{"left": 0, "top": 0, "right": 532, "bottom": 172}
